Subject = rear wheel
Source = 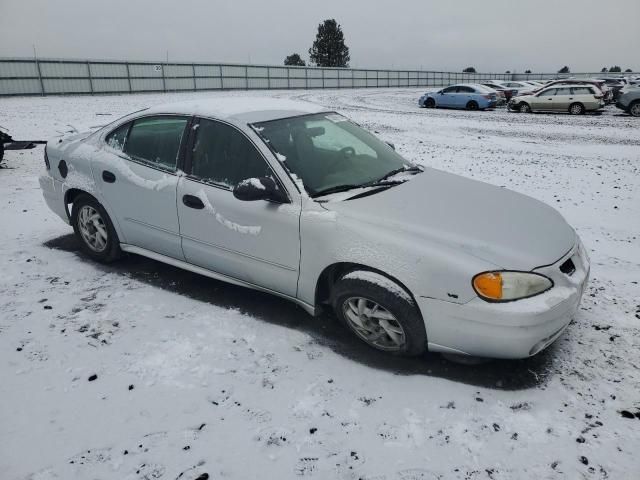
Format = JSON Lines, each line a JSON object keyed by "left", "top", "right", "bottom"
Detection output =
{"left": 425, "top": 98, "right": 436, "bottom": 108}
{"left": 466, "top": 100, "right": 479, "bottom": 111}
{"left": 519, "top": 102, "right": 531, "bottom": 113}
{"left": 569, "top": 102, "right": 585, "bottom": 115}
{"left": 629, "top": 101, "right": 640, "bottom": 117}
{"left": 71, "top": 194, "right": 121, "bottom": 263}
{"left": 333, "top": 270, "right": 427, "bottom": 356}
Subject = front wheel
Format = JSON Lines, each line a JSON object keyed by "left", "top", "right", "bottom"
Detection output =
{"left": 333, "top": 270, "right": 427, "bottom": 356}
{"left": 519, "top": 102, "right": 531, "bottom": 113}
{"left": 629, "top": 101, "right": 640, "bottom": 117}
{"left": 425, "top": 98, "right": 436, "bottom": 108}
{"left": 71, "top": 194, "right": 121, "bottom": 262}
{"left": 569, "top": 102, "right": 585, "bottom": 115}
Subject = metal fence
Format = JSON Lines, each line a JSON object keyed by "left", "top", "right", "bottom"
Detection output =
{"left": 0, "top": 57, "right": 635, "bottom": 96}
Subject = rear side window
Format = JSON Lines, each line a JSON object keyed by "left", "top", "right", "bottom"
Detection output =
{"left": 572, "top": 87, "right": 593, "bottom": 95}
{"left": 124, "top": 116, "right": 188, "bottom": 171}
{"left": 457, "top": 86, "right": 474, "bottom": 93}
{"left": 105, "top": 123, "right": 130, "bottom": 151}
{"left": 189, "top": 118, "right": 271, "bottom": 188}
{"left": 555, "top": 88, "right": 571, "bottom": 96}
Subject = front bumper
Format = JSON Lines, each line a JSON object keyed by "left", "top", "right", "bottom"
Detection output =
{"left": 419, "top": 239, "right": 590, "bottom": 359}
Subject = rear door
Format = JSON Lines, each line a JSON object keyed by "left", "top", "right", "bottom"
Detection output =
{"left": 572, "top": 86, "right": 599, "bottom": 110}
{"left": 177, "top": 117, "right": 301, "bottom": 296}
{"left": 93, "top": 115, "right": 189, "bottom": 259}
{"left": 456, "top": 86, "right": 475, "bottom": 107}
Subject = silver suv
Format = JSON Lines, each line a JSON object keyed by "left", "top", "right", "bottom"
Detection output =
{"left": 40, "top": 98, "right": 589, "bottom": 360}
{"left": 615, "top": 87, "right": 640, "bottom": 117}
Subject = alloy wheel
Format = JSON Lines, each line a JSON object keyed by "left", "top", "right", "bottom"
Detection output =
{"left": 630, "top": 103, "right": 640, "bottom": 117}
{"left": 342, "top": 297, "right": 406, "bottom": 351}
{"left": 570, "top": 103, "right": 584, "bottom": 115}
{"left": 77, "top": 205, "right": 108, "bottom": 252}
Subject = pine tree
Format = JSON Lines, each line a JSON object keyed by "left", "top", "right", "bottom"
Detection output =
{"left": 609, "top": 65, "right": 622, "bottom": 72}
{"left": 558, "top": 66, "right": 570, "bottom": 73}
{"left": 309, "top": 19, "right": 350, "bottom": 67}
{"left": 625, "top": 68, "right": 633, "bottom": 73}
{"left": 525, "top": 69, "right": 532, "bottom": 74}
{"left": 601, "top": 67, "right": 608, "bottom": 73}
{"left": 284, "top": 54, "right": 306, "bottom": 66}
{"left": 462, "top": 67, "right": 476, "bottom": 73}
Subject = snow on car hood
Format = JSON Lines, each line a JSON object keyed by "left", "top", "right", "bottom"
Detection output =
{"left": 324, "top": 168, "right": 576, "bottom": 270}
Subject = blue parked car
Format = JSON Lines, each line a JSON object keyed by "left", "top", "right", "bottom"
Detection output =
{"left": 419, "top": 84, "right": 498, "bottom": 110}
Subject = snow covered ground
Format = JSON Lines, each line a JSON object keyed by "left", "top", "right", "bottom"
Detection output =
{"left": 1, "top": 89, "right": 639, "bottom": 480}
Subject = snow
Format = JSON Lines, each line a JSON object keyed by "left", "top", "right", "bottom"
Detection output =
{"left": 195, "top": 188, "right": 262, "bottom": 236}
{"left": 1, "top": 88, "right": 639, "bottom": 480}
{"left": 238, "top": 178, "right": 266, "bottom": 191}
{"left": 342, "top": 270, "right": 414, "bottom": 304}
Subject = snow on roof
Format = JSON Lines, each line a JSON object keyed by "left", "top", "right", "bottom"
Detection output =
{"left": 144, "top": 97, "right": 328, "bottom": 123}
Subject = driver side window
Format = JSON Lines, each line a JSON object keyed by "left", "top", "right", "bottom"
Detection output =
{"left": 189, "top": 118, "right": 271, "bottom": 189}
{"left": 540, "top": 88, "right": 557, "bottom": 96}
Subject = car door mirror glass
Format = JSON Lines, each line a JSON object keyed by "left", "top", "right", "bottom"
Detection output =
{"left": 233, "top": 177, "right": 287, "bottom": 203}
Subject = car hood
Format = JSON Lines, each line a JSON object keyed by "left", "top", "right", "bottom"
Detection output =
{"left": 323, "top": 168, "right": 576, "bottom": 270}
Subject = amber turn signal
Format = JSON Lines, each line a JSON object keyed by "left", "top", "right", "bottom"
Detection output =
{"left": 473, "top": 272, "right": 503, "bottom": 300}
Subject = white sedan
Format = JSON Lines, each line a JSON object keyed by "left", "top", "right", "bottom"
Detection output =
{"left": 39, "top": 97, "right": 589, "bottom": 359}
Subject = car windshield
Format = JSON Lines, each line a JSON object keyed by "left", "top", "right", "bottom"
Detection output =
{"left": 251, "top": 112, "right": 418, "bottom": 197}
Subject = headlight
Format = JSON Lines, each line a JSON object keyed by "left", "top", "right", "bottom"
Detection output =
{"left": 472, "top": 271, "right": 553, "bottom": 302}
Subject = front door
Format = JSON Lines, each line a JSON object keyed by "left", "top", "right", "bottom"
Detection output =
{"left": 177, "top": 117, "right": 301, "bottom": 297}
{"left": 532, "top": 88, "right": 557, "bottom": 111}
{"left": 553, "top": 87, "right": 572, "bottom": 112}
{"left": 437, "top": 86, "right": 458, "bottom": 107}
{"left": 93, "top": 115, "right": 189, "bottom": 259}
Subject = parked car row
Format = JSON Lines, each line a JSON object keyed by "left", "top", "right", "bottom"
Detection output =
{"left": 419, "top": 78, "right": 640, "bottom": 117}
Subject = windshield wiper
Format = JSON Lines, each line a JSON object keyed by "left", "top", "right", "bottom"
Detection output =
{"left": 311, "top": 166, "right": 423, "bottom": 199}
{"left": 310, "top": 184, "right": 364, "bottom": 198}
{"left": 367, "top": 165, "right": 423, "bottom": 185}
{"left": 311, "top": 181, "right": 403, "bottom": 199}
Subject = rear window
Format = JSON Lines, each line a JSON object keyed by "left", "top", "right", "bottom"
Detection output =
{"left": 572, "top": 87, "right": 594, "bottom": 95}
{"left": 105, "top": 123, "right": 130, "bottom": 151}
{"left": 124, "top": 116, "right": 188, "bottom": 171}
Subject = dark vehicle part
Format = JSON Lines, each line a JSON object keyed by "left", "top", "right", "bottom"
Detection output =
{"left": 0, "top": 126, "right": 46, "bottom": 164}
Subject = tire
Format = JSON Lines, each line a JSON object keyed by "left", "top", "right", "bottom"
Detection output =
{"left": 332, "top": 270, "right": 427, "bottom": 356}
{"left": 71, "top": 194, "right": 121, "bottom": 263}
{"left": 466, "top": 101, "right": 479, "bottom": 111}
{"left": 425, "top": 98, "right": 436, "bottom": 108}
{"left": 519, "top": 102, "right": 531, "bottom": 113}
{"left": 569, "top": 102, "right": 585, "bottom": 115}
{"left": 629, "top": 101, "right": 640, "bottom": 117}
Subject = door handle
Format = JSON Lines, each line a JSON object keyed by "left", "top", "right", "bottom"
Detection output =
{"left": 182, "top": 194, "right": 205, "bottom": 210}
{"left": 569, "top": 97, "right": 573, "bottom": 100}
{"left": 102, "top": 170, "right": 116, "bottom": 183}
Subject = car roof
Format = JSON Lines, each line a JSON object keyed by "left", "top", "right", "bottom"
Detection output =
{"left": 143, "top": 97, "right": 329, "bottom": 123}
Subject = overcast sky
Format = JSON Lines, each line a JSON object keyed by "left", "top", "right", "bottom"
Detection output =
{"left": 1, "top": 0, "right": 638, "bottom": 72}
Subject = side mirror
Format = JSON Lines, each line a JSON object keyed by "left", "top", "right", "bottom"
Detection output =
{"left": 233, "top": 177, "right": 288, "bottom": 203}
